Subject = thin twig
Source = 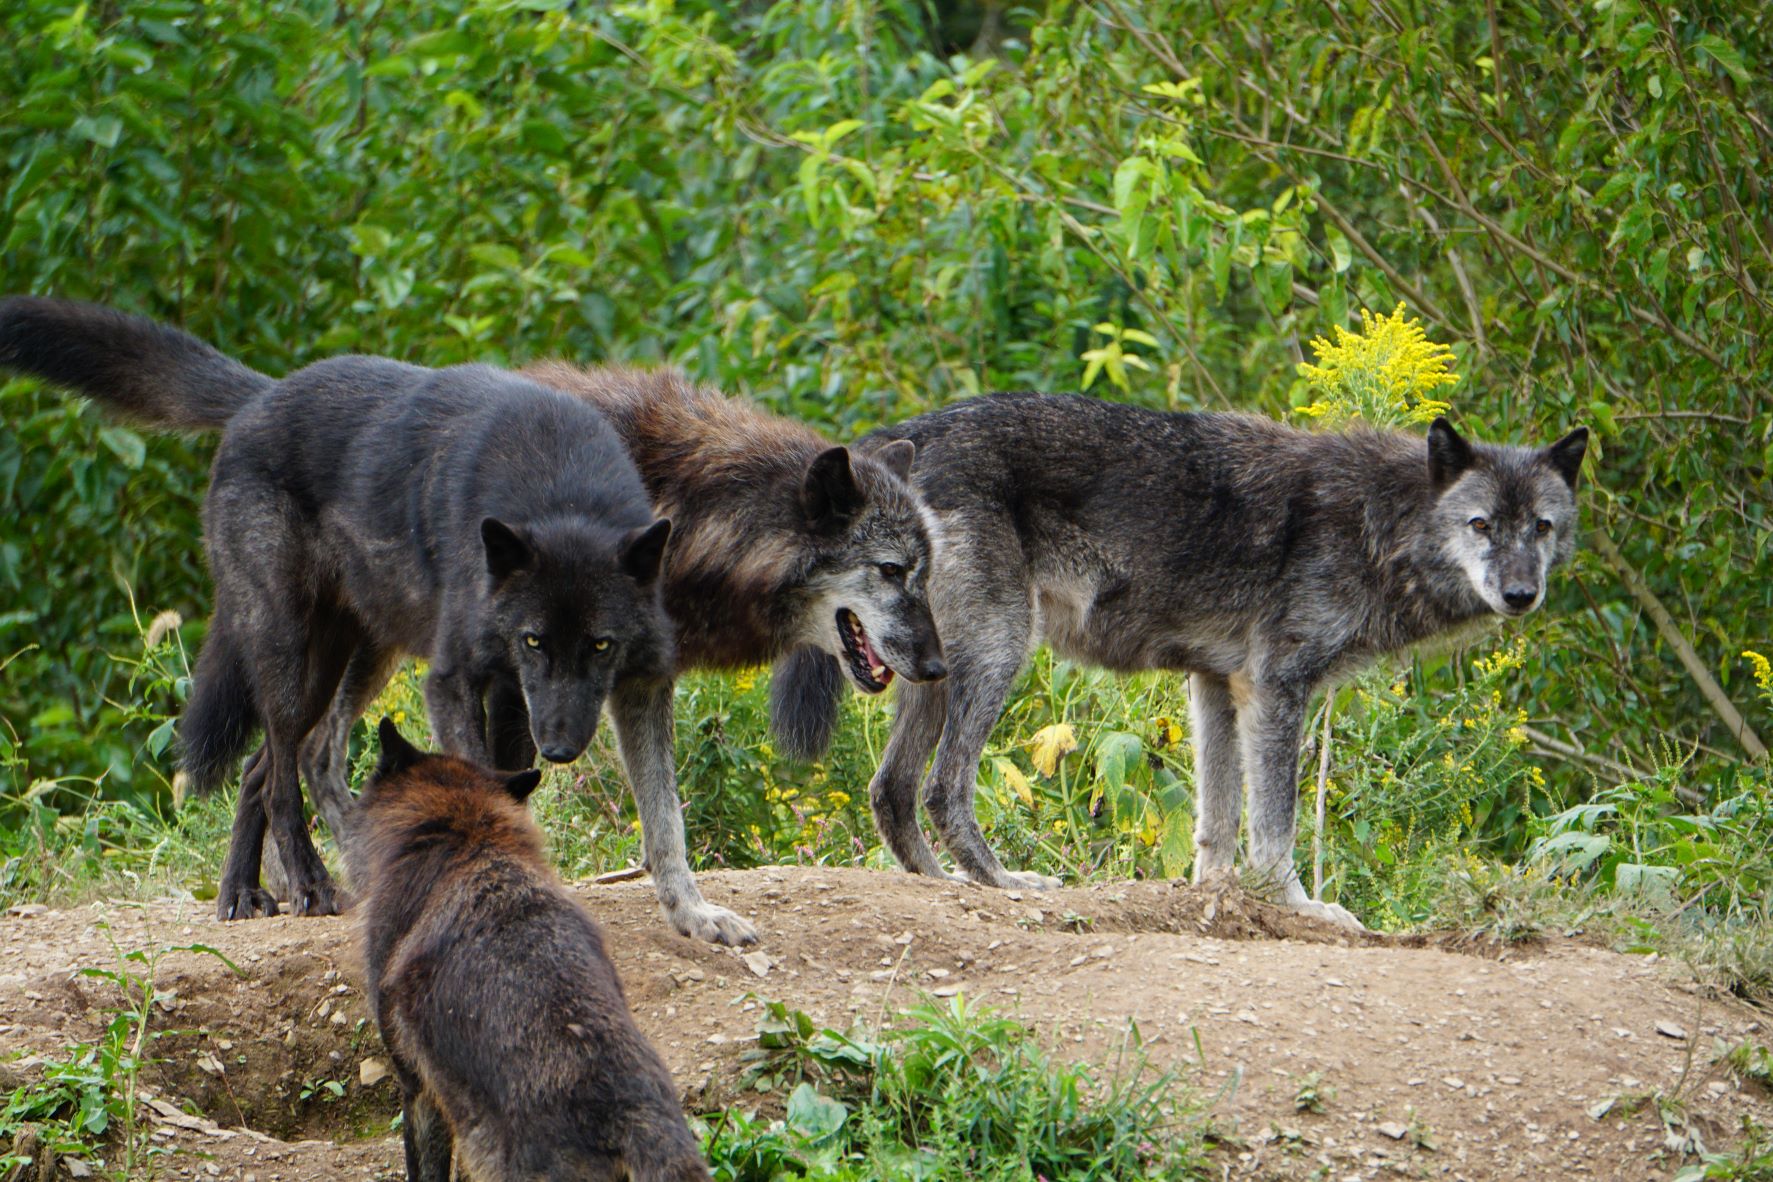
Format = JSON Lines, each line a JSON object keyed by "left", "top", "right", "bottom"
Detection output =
{"left": 1313, "top": 695, "right": 1334, "bottom": 900}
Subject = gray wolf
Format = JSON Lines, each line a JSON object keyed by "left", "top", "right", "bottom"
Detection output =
{"left": 779, "top": 394, "right": 1586, "bottom": 928}
{"left": 277, "top": 362, "right": 949, "bottom": 945}
{"left": 360, "top": 719, "right": 708, "bottom": 1182}
{"left": 0, "top": 297, "right": 677, "bottom": 926}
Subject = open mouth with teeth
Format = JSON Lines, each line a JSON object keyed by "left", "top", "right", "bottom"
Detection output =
{"left": 837, "top": 609, "right": 894, "bottom": 693}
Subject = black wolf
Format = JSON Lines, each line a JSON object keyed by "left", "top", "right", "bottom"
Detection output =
{"left": 780, "top": 394, "right": 1586, "bottom": 927}
{"left": 360, "top": 719, "right": 708, "bottom": 1182}
{"left": 272, "top": 362, "right": 949, "bottom": 943}
{"left": 0, "top": 297, "right": 673, "bottom": 922}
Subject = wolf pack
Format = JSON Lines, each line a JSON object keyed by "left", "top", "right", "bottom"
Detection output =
{"left": 0, "top": 296, "right": 1587, "bottom": 1181}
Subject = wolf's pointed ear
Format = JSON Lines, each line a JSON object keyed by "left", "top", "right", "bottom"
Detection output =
{"left": 1426, "top": 417, "right": 1476, "bottom": 491}
{"left": 803, "top": 446, "right": 865, "bottom": 530}
{"left": 619, "top": 518, "right": 672, "bottom": 585}
{"left": 376, "top": 717, "right": 426, "bottom": 779}
{"left": 1544, "top": 426, "right": 1589, "bottom": 491}
{"left": 876, "top": 439, "right": 916, "bottom": 483}
{"left": 482, "top": 518, "right": 535, "bottom": 582}
{"left": 502, "top": 768, "right": 542, "bottom": 803}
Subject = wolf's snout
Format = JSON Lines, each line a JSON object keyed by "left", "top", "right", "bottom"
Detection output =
{"left": 915, "top": 656, "right": 948, "bottom": 682}
{"left": 538, "top": 741, "right": 582, "bottom": 764}
{"left": 1501, "top": 586, "right": 1538, "bottom": 612}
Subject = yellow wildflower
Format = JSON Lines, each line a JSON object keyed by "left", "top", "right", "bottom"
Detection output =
{"left": 1296, "top": 303, "right": 1457, "bottom": 427}
{"left": 1745, "top": 650, "right": 1773, "bottom": 693}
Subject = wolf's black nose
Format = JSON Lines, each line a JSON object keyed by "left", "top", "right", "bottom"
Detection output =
{"left": 917, "top": 657, "right": 948, "bottom": 682}
{"left": 540, "top": 744, "right": 579, "bottom": 764}
{"left": 1502, "top": 587, "right": 1536, "bottom": 611}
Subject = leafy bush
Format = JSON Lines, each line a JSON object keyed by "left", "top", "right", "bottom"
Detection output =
{"left": 1, "top": 0, "right": 1768, "bottom": 945}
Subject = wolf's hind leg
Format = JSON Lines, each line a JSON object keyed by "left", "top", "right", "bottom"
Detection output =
{"left": 1237, "top": 680, "right": 1363, "bottom": 931}
{"left": 868, "top": 680, "right": 955, "bottom": 880}
{"left": 1188, "top": 672, "right": 1243, "bottom": 881}
{"left": 400, "top": 1081, "right": 452, "bottom": 1182}
{"left": 217, "top": 749, "right": 278, "bottom": 920}
{"left": 262, "top": 645, "right": 397, "bottom": 898}
{"left": 610, "top": 677, "right": 758, "bottom": 947}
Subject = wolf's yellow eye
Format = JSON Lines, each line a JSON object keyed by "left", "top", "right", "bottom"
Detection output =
{"left": 1469, "top": 517, "right": 1490, "bottom": 533}
{"left": 523, "top": 633, "right": 542, "bottom": 649}
{"left": 1535, "top": 519, "right": 1553, "bottom": 536}
{"left": 879, "top": 562, "right": 904, "bottom": 581}
{"left": 593, "top": 638, "right": 611, "bottom": 653}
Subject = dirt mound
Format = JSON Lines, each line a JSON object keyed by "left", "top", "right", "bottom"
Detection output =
{"left": 2, "top": 866, "right": 1768, "bottom": 1180}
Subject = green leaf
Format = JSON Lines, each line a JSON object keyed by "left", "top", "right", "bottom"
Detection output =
{"left": 785, "top": 1083, "right": 848, "bottom": 1142}
{"left": 97, "top": 425, "right": 145, "bottom": 470}
{"left": 1692, "top": 34, "right": 1751, "bottom": 85}
{"left": 1094, "top": 731, "right": 1144, "bottom": 795}
{"left": 70, "top": 114, "right": 122, "bottom": 148}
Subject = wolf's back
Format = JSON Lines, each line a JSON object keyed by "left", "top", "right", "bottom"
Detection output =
{"left": 0, "top": 296, "right": 271, "bottom": 430}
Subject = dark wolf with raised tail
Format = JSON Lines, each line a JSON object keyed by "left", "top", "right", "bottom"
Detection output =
{"left": 777, "top": 394, "right": 1587, "bottom": 929}
{"left": 360, "top": 720, "right": 709, "bottom": 1182}
{"left": 0, "top": 296, "right": 675, "bottom": 925}
{"left": 265, "top": 362, "right": 946, "bottom": 945}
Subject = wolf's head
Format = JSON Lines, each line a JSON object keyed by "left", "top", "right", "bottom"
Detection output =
{"left": 794, "top": 442, "right": 946, "bottom": 695}
{"left": 1424, "top": 418, "right": 1588, "bottom": 618}
{"left": 480, "top": 515, "right": 674, "bottom": 764}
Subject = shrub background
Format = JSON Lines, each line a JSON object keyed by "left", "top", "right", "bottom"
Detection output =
{"left": 1, "top": 0, "right": 1768, "bottom": 926}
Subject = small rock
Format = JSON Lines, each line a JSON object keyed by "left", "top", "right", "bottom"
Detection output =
{"left": 329, "top": 1010, "right": 348, "bottom": 1027}
{"left": 1654, "top": 1021, "right": 1687, "bottom": 1040}
{"left": 65, "top": 1160, "right": 93, "bottom": 1179}
{"left": 7, "top": 903, "right": 47, "bottom": 918}
{"left": 741, "top": 951, "right": 772, "bottom": 979}
{"left": 1376, "top": 1122, "right": 1408, "bottom": 1141}
{"left": 1441, "top": 1076, "right": 1465, "bottom": 1090}
{"left": 359, "top": 1057, "right": 390, "bottom": 1087}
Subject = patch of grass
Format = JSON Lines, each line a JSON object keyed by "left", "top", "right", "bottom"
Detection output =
{"left": 704, "top": 996, "right": 1211, "bottom": 1180}
{"left": 1, "top": 928, "right": 241, "bottom": 1180}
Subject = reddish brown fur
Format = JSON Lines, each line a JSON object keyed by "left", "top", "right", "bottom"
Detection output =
{"left": 521, "top": 362, "right": 890, "bottom": 670}
{"left": 358, "top": 733, "right": 708, "bottom": 1181}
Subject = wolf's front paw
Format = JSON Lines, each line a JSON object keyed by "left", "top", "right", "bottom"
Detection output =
{"left": 1001, "top": 869, "right": 1061, "bottom": 891}
{"left": 668, "top": 900, "right": 758, "bottom": 947}
{"left": 217, "top": 882, "right": 280, "bottom": 921}
{"left": 1289, "top": 897, "right": 1366, "bottom": 932}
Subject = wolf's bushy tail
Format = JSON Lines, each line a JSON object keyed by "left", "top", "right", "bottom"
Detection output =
{"left": 0, "top": 296, "right": 271, "bottom": 430}
{"left": 179, "top": 623, "right": 261, "bottom": 794}
{"left": 768, "top": 644, "right": 846, "bottom": 761}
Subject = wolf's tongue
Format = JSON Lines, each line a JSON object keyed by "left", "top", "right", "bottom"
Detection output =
{"left": 857, "top": 629, "right": 892, "bottom": 684}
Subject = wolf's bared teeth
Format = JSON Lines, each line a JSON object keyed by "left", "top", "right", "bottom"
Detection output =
{"left": 871, "top": 665, "right": 887, "bottom": 680}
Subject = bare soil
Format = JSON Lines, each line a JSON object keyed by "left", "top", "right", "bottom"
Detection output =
{"left": 2, "top": 867, "right": 1768, "bottom": 1180}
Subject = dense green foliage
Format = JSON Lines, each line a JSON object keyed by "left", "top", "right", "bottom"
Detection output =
{"left": 1, "top": 1, "right": 1768, "bottom": 936}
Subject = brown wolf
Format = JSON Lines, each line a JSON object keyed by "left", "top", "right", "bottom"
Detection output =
{"left": 286, "top": 363, "right": 946, "bottom": 944}
{"left": 359, "top": 718, "right": 708, "bottom": 1182}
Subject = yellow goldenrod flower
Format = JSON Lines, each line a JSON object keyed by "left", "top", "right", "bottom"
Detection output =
{"left": 1296, "top": 304, "right": 1457, "bottom": 427}
{"left": 1744, "top": 650, "right": 1773, "bottom": 693}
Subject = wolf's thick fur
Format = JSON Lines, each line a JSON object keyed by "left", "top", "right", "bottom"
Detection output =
{"left": 0, "top": 297, "right": 686, "bottom": 927}
{"left": 522, "top": 363, "right": 946, "bottom": 698}
{"left": 781, "top": 394, "right": 1587, "bottom": 927}
{"left": 276, "top": 362, "right": 947, "bottom": 943}
{"left": 359, "top": 720, "right": 708, "bottom": 1182}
